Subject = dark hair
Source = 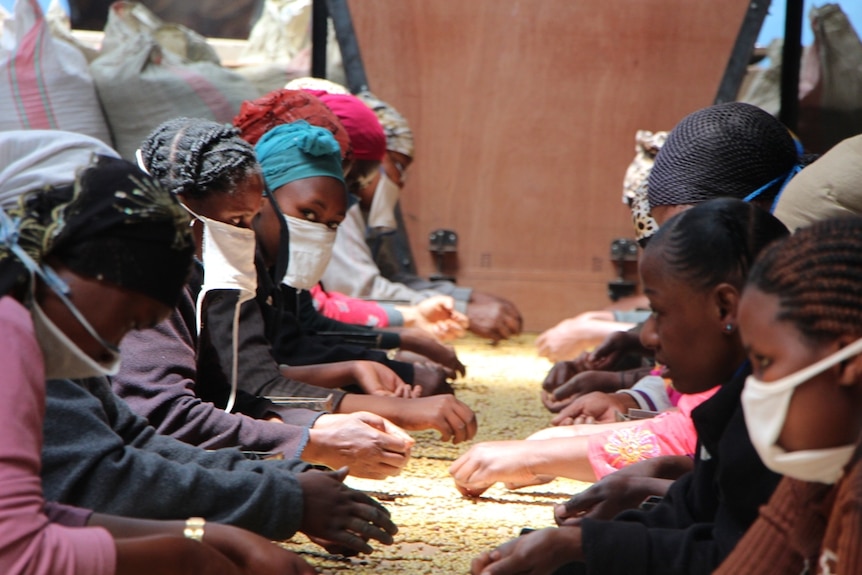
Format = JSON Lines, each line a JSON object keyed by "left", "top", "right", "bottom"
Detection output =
{"left": 647, "top": 198, "right": 790, "bottom": 291}
{"left": 648, "top": 102, "right": 804, "bottom": 209}
{"left": 140, "top": 117, "right": 260, "bottom": 198}
{"left": 747, "top": 216, "right": 862, "bottom": 343}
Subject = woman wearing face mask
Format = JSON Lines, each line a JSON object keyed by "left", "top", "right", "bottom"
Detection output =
{"left": 0, "top": 150, "right": 315, "bottom": 574}
{"left": 715, "top": 217, "right": 862, "bottom": 575}
{"left": 206, "top": 120, "right": 477, "bottom": 444}
{"left": 119, "top": 117, "right": 416, "bottom": 480}
{"left": 471, "top": 198, "right": 787, "bottom": 575}
{"left": 235, "top": 87, "right": 467, "bottom": 389}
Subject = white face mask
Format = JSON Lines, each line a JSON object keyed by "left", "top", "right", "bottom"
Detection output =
{"left": 30, "top": 294, "right": 121, "bottom": 380}
{"left": 281, "top": 213, "right": 336, "bottom": 290}
{"left": 185, "top": 207, "right": 258, "bottom": 414}
{"left": 190, "top": 211, "right": 258, "bottom": 331}
{"left": 741, "top": 337, "right": 862, "bottom": 484}
{"left": 366, "top": 170, "right": 400, "bottom": 232}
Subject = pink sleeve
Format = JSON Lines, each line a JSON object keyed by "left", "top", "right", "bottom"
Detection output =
{"left": 310, "top": 284, "right": 391, "bottom": 327}
{"left": 587, "top": 410, "right": 701, "bottom": 479}
{"left": 0, "top": 297, "right": 116, "bottom": 575}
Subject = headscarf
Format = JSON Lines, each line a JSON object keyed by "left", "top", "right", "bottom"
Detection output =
{"left": 648, "top": 102, "right": 804, "bottom": 212}
{"left": 305, "top": 89, "right": 386, "bottom": 162}
{"left": 233, "top": 89, "right": 353, "bottom": 159}
{"left": 357, "top": 91, "right": 415, "bottom": 158}
{"left": 285, "top": 76, "right": 350, "bottom": 95}
{"left": 623, "top": 130, "right": 666, "bottom": 242}
{"left": 255, "top": 121, "right": 345, "bottom": 192}
{"left": 0, "top": 130, "right": 118, "bottom": 209}
{"left": 774, "top": 134, "right": 862, "bottom": 231}
{"left": 0, "top": 155, "right": 193, "bottom": 307}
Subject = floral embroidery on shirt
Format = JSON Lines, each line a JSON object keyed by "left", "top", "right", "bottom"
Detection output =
{"left": 604, "top": 427, "right": 661, "bottom": 467}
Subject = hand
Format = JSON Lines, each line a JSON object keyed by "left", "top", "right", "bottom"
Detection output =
{"left": 395, "top": 395, "right": 477, "bottom": 444}
{"left": 450, "top": 441, "right": 552, "bottom": 497}
{"left": 587, "top": 330, "right": 649, "bottom": 370}
{"left": 553, "top": 473, "right": 674, "bottom": 524}
{"left": 351, "top": 361, "right": 415, "bottom": 398}
{"left": 411, "top": 361, "right": 456, "bottom": 396}
{"left": 297, "top": 467, "right": 398, "bottom": 555}
{"left": 551, "top": 391, "right": 638, "bottom": 425}
{"left": 471, "top": 527, "right": 582, "bottom": 575}
{"left": 541, "top": 355, "right": 591, "bottom": 394}
{"left": 398, "top": 328, "right": 467, "bottom": 377}
{"left": 203, "top": 523, "right": 318, "bottom": 575}
{"left": 415, "top": 296, "right": 470, "bottom": 341}
{"left": 308, "top": 412, "right": 414, "bottom": 479}
{"left": 466, "top": 292, "right": 522, "bottom": 342}
{"left": 550, "top": 370, "right": 626, "bottom": 404}
{"left": 536, "top": 314, "right": 629, "bottom": 362}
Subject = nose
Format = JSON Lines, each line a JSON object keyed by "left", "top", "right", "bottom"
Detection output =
{"left": 640, "top": 313, "right": 659, "bottom": 351}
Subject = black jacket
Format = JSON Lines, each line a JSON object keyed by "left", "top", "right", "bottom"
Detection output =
{"left": 565, "top": 363, "right": 782, "bottom": 574}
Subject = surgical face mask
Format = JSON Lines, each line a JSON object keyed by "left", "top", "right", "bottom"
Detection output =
{"left": 281, "top": 214, "right": 336, "bottom": 290}
{"left": 184, "top": 207, "right": 258, "bottom": 414}
{"left": 366, "top": 170, "right": 400, "bottom": 232}
{"left": 0, "top": 204, "right": 122, "bottom": 379}
{"left": 30, "top": 289, "right": 121, "bottom": 379}
{"left": 188, "top": 210, "right": 258, "bottom": 330}
{"left": 741, "top": 337, "right": 862, "bottom": 484}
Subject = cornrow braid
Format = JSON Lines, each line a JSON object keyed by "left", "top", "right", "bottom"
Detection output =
{"left": 140, "top": 118, "right": 260, "bottom": 198}
{"left": 650, "top": 197, "right": 790, "bottom": 292}
{"left": 747, "top": 216, "right": 862, "bottom": 343}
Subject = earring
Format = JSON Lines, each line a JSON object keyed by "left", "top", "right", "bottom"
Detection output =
{"left": 725, "top": 323, "right": 734, "bottom": 333}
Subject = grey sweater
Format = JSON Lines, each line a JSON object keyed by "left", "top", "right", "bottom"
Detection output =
{"left": 41, "top": 377, "right": 310, "bottom": 540}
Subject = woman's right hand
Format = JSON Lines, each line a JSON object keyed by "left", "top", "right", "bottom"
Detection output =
{"left": 297, "top": 467, "right": 398, "bottom": 555}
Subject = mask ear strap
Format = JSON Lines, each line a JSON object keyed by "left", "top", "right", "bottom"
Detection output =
{"left": 264, "top": 186, "right": 291, "bottom": 282}
{"left": 0, "top": 207, "right": 120, "bottom": 354}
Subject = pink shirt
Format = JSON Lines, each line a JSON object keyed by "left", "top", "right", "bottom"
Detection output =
{"left": 0, "top": 296, "right": 115, "bottom": 575}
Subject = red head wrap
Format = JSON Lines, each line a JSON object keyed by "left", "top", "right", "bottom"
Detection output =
{"left": 306, "top": 90, "right": 386, "bottom": 162}
{"left": 233, "top": 89, "right": 352, "bottom": 159}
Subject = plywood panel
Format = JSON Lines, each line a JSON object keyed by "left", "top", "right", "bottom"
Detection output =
{"left": 348, "top": 0, "right": 750, "bottom": 330}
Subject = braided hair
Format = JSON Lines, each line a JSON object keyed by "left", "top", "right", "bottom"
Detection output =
{"left": 647, "top": 198, "right": 790, "bottom": 292}
{"left": 140, "top": 118, "right": 260, "bottom": 198}
{"left": 747, "top": 216, "right": 862, "bottom": 343}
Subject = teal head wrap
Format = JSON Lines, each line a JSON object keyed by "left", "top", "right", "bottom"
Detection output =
{"left": 255, "top": 121, "right": 345, "bottom": 192}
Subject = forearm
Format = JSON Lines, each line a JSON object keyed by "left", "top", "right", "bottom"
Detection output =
{"left": 279, "top": 362, "right": 358, "bottom": 390}
{"left": 528, "top": 437, "right": 598, "bottom": 483}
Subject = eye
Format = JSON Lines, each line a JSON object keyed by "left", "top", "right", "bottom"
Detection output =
{"left": 327, "top": 222, "right": 340, "bottom": 230}
{"left": 302, "top": 210, "right": 318, "bottom": 222}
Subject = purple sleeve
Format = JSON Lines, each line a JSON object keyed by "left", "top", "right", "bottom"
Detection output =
{"left": 112, "top": 287, "right": 317, "bottom": 458}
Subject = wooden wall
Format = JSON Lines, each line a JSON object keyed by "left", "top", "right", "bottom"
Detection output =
{"left": 348, "top": 0, "right": 750, "bottom": 331}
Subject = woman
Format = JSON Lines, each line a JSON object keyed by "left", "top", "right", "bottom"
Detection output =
{"left": 471, "top": 198, "right": 786, "bottom": 575}
{"left": 0, "top": 149, "right": 314, "bottom": 574}
{"left": 229, "top": 120, "right": 478, "bottom": 443}
{"left": 716, "top": 216, "right": 862, "bottom": 574}
{"left": 121, "top": 117, "right": 416, "bottom": 479}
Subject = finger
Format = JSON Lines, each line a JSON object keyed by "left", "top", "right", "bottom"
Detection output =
{"left": 379, "top": 421, "right": 414, "bottom": 451}
{"left": 345, "top": 516, "right": 394, "bottom": 546}
{"left": 411, "top": 384, "right": 424, "bottom": 398}
{"left": 471, "top": 551, "right": 494, "bottom": 575}
{"left": 552, "top": 377, "right": 582, "bottom": 400}
{"left": 330, "top": 466, "right": 350, "bottom": 483}
{"left": 350, "top": 502, "right": 398, "bottom": 536}
{"left": 449, "top": 402, "right": 478, "bottom": 443}
{"left": 326, "top": 528, "right": 374, "bottom": 555}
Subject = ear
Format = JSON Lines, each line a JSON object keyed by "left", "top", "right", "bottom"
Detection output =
{"left": 712, "top": 283, "right": 741, "bottom": 332}
{"left": 836, "top": 334, "right": 862, "bottom": 387}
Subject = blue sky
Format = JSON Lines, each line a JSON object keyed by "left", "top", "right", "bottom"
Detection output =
{"left": 2, "top": 0, "right": 861, "bottom": 48}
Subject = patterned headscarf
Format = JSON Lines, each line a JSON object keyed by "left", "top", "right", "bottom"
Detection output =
{"left": 648, "top": 102, "right": 804, "bottom": 212}
{"left": 623, "top": 130, "right": 667, "bottom": 242}
{"left": 357, "top": 91, "right": 414, "bottom": 158}
{"left": 234, "top": 89, "right": 353, "bottom": 159}
{"left": 0, "top": 155, "right": 193, "bottom": 306}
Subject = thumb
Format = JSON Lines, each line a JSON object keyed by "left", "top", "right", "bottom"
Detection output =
{"left": 331, "top": 466, "right": 350, "bottom": 482}
{"left": 382, "top": 418, "right": 415, "bottom": 447}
